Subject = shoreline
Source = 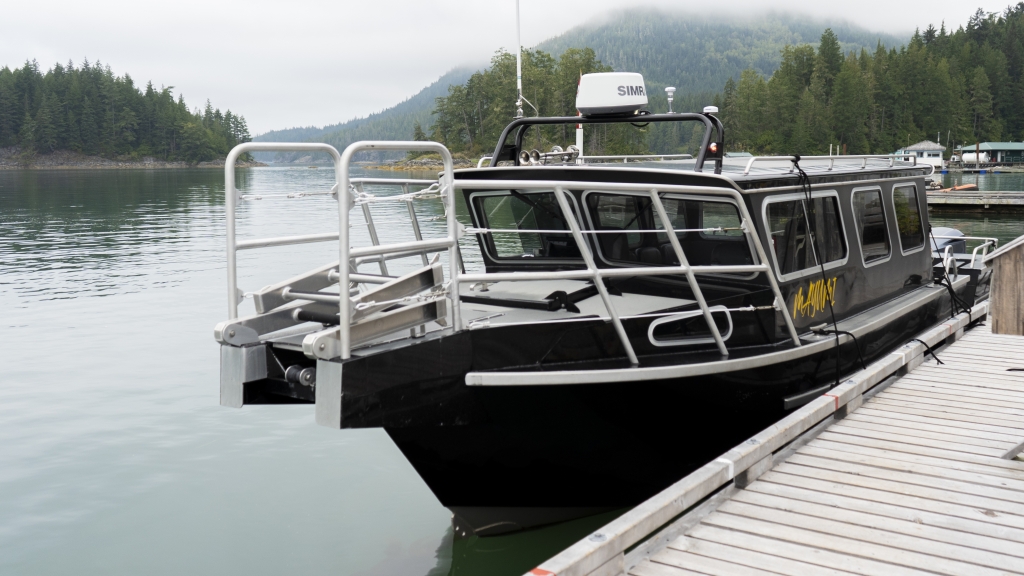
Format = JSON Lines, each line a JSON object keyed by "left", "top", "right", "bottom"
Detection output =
{"left": 0, "top": 147, "right": 265, "bottom": 170}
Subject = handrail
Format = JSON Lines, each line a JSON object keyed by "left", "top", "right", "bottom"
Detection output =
{"left": 983, "top": 232, "right": 1024, "bottom": 263}
{"left": 581, "top": 153, "right": 694, "bottom": 163}
{"left": 489, "top": 113, "right": 720, "bottom": 173}
{"left": 477, "top": 156, "right": 493, "bottom": 168}
{"left": 338, "top": 141, "right": 459, "bottom": 360}
{"left": 741, "top": 154, "right": 926, "bottom": 176}
{"left": 930, "top": 235, "right": 999, "bottom": 268}
{"left": 224, "top": 144, "right": 803, "bottom": 364}
{"left": 453, "top": 179, "right": 802, "bottom": 349}
{"left": 224, "top": 142, "right": 344, "bottom": 320}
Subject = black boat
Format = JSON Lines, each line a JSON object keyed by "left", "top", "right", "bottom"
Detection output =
{"left": 215, "top": 72, "right": 989, "bottom": 538}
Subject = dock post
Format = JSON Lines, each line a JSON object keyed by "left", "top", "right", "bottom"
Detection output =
{"left": 984, "top": 233, "right": 1024, "bottom": 335}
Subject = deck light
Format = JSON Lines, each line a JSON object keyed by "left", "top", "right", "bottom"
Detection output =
{"left": 665, "top": 86, "right": 676, "bottom": 113}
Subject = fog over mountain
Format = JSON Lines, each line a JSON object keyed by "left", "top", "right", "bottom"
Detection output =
{"left": 255, "top": 10, "right": 908, "bottom": 161}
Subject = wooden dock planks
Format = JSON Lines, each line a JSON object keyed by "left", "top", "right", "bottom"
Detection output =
{"left": 633, "top": 323, "right": 1024, "bottom": 575}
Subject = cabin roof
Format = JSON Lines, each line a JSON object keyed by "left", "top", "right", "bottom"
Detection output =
{"left": 956, "top": 142, "right": 1024, "bottom": 152}
{"left": 898, "top": 140, "right": 946, "bottom": 151}
{"left": 457, "top": 158, "right": 928, "bottom": 191}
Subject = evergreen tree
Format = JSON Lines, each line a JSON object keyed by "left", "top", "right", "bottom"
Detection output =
{"left": 0, "top": 59, "right": 250, "bottom": 163}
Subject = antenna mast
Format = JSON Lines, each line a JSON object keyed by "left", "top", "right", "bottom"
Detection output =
{"left": 515, "top": 0, "right": 524, "bottom": 119}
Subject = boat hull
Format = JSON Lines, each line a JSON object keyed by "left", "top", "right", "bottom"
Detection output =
{"left": 378, "top": 287, "right": 956, "bottom": 536}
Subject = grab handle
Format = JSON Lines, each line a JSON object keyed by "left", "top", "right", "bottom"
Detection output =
{"left": 647, "top": 305, "right": 733, "bottom": 348}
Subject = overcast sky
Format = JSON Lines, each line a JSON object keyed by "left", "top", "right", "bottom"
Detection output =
{"left": 0, "top": 0, "right": 1011, "bottom": 134}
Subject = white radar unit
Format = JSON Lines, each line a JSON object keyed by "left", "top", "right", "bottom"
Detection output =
{"left": 576, "top": 72, "right": 648, "bottom": 117}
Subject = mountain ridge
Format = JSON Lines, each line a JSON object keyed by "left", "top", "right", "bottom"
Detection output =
{"left": 257, "top": 10, "right": 909, "bottom": 161}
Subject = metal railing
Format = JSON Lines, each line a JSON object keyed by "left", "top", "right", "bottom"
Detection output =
{"left": 225, "top": 142, "right": 345, "bottom": 320}
{"left": 223, "top": 143, "right": 455, "bottom": 327}
{"left": 224, "top": 141, "right": 804, "bottom": 367}
{"left": 452, "top": 179, "right": 803, "bottom": 361}
{"left": 581, "top": 153, "right": 694, "bottom": 163}
{"left": 931, "top": 234, "right": 999, "bottom": 268}
{"left": 740, "top": 154, "right": 927, "bottom": 176}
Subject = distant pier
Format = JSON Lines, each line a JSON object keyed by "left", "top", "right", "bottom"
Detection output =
{"left": 927, "top": 190, "right": 1024, "bottom": 210}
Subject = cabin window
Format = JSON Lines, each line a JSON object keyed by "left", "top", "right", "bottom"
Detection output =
{"left": 584, "top": 192, "right": 753, "bottom": 269}
{"left": 593, "top": 195, "right": 644, "bottom": 249}
{"left": 699, "top": 202, "right": 745, "bottom": 238}
{"left": 852, "top": 189, "right": 891, "bottom": 263}
{"left": 893, "top": 185, "right": 924, "bottom": 252}
{"left": 766, "top": 195, "right": 846, "bottom": 276}
{"left": 472, "top": 191, "right": 582, "bottom": 260}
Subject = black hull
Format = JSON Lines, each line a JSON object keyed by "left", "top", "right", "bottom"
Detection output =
{"left": 382, "top": 289, "right": 955, "bottom": 536}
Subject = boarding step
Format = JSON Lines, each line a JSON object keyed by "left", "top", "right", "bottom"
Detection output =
{"left": 215, "top": 259, "right": 447, "bottom": 355}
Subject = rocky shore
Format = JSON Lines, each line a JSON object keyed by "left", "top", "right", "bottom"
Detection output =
{"left": 369, "top": 156, "right": 476, "bottom": 171}
{"left": 0, "top": 147, "right": 265, "bottom": 170}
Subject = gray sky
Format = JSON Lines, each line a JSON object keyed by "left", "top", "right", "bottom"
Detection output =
{"left": 0, "top": 0, "right": 1010, "bottom": 133}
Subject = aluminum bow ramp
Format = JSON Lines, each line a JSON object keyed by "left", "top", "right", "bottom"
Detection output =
{"left": 528, "top": 300, "right": 1024, "bottom": 576}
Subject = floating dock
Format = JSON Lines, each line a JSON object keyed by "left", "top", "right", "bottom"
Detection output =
{"left": 927, "top": 190, "right": 1024, "bottom": 209}
{"left": 529, "top": 301, "right": 1024, "bottom": 576}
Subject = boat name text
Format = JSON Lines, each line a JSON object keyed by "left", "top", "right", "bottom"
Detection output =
{"left": 792, "top": 277, "right": 838, "bottom": 319}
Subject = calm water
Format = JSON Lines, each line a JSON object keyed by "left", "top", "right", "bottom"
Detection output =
{"left": 2, "top": 168, "right": 1022, "bottom": 575}
{"left": 0, "top": 167, "right": 615, "bottom": 576}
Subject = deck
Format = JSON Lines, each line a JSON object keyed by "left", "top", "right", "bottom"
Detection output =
{"left": 528, "top": 301, "right": 1024, "bottom": 576}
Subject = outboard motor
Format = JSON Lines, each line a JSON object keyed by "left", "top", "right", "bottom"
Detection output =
{"left": 931, "top": 227, "right": 966, "bottom": 254}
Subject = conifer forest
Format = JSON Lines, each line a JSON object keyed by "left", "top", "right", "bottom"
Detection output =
{"left": 429, "top": 6, "right": 1024, "bottom": 158}
{"left": 0, "top": 60, "right": 251, "bottom": 163}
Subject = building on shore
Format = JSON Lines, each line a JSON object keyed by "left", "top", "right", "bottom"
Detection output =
{"left": 893, "top": 140, "right": 945, "bottom": 168}
{"left": 954, "top": 142, "right": 1024, "bottom": 164}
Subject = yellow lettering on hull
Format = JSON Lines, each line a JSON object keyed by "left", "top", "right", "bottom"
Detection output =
{"left": 792, "top": 277, "right": 838, "bottom": 319}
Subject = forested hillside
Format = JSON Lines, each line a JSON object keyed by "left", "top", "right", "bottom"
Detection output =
{"left": 0, "top": 60, "right": 251, "bottom": 163}
{"left": 254, "top": 67, "right": 474, "bottom": 162}
{"left": 272, "top": 11, "right": 900, "bottom": 161}
{"left": 537, "top": 11, "right": 904, "bottom": 98}
{"left": 719, "top": 6, "right": 1024, "bottom": 155}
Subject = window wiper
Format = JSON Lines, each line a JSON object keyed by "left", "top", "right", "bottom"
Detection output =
{"left": 510, "top": 190, "right": 567, "bottom": 227}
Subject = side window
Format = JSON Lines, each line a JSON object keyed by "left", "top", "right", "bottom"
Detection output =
{"left": 852, "top": 189, "right": 891, "bottom": 263}
{"left": 593, "top": 195, "right": 643, "bottom": 249}
{"left": 652, "top": 198, "right": 688, "bottom": 242}
{"left": 806, "top": 196, "right": 846, "bottom": 263}
{"left": 700, "top": 202, "right": 744, "bottom": 238}
{"left": 893, "top": 185, "right": 924, "bottom": 252}
{"left": 766, "top": 196, "right": 845, "bottom": 276}
{"left": 474, "top": 191, "right": 580, "bottom": 259}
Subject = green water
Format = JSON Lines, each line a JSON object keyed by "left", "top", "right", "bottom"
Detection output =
{"left": 0, "top": 168, "right": 615, "bottom": 576}
{"left": 1, "top": 168, "right": 1021, "bottom": 575}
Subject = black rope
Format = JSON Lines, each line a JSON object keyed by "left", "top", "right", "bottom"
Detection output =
{"left": 817, "top": 329, "right": 867, "bottom": 371}
{"left": 908, "top": 338, "right": 945, "bottom": 365}
{"left": 792, "top": 155, "right": 842, "bottom": 388}
{"left": 929, "top": 226, "right": 973, "bottom": 324}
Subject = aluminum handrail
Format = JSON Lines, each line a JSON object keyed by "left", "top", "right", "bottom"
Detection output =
{"left": 225, "top": 142, "right": 804, "bottom": 364}
{"left": 741, "top": 154, "right": 923, "bottom": 176}
{"left": 338, "top": 141, "right": 459, "bottom": 360}
{"left": 930, "top": 235, "right": 999, "bottom": 268}
{"left": 477, "top": 156, "right": 493, "bottom": 168}
{"left": 224, "top": 142, "right": 345, "bottom": 320}
{"left": 452, "top": 178, "right": 803, "bottom": 349}
{"left": 984, "top": 232, "right": 1024, "bottom": 263}
{"left": 581, "top": 153, "right": 694, "bottom": 163}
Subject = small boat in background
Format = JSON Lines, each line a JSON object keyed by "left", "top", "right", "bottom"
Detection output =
{"left": 939, "top": 183, "right": 979, "bottom": 192}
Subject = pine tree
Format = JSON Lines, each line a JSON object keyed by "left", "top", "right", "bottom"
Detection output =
{"left": 969, "top": 66, "right": 997, "bottom": 140}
